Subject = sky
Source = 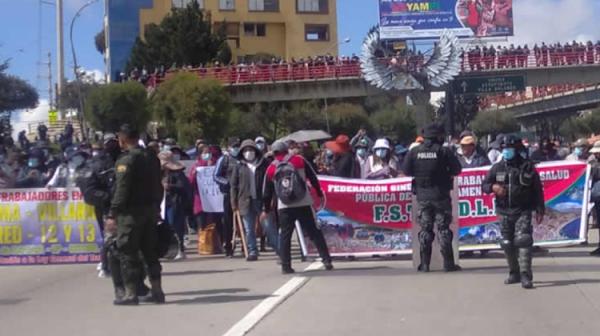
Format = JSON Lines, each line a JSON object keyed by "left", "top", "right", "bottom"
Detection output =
{"left": 2, "top": 0, "right": 600, "bottom": 131}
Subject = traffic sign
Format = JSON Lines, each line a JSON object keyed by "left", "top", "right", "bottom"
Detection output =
{"left": 453, "top": 75, "right": 526, "bottom": 95}
{"left": 48, "top": 110, "right": 58, "bottom": 124}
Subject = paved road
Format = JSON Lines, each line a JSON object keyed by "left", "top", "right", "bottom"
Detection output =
{"left": 2, "top": 242, "right": 600, "bottom": 336}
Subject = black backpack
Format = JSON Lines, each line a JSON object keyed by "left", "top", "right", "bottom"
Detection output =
{"left": 273, "top": 155, "right": 307, "bottom": 205}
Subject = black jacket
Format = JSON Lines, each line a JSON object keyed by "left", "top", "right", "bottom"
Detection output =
{"left": 403, "top": 141, "right": 462, "bottom": 201}
{"left": 214, "top": 154, "right": 238, "bottom": 194}
{"left": 482, "top": 158, "right": 545, "bottom": 216}
{"left": 332, "top": 151, "right": 357, "bottom": 178}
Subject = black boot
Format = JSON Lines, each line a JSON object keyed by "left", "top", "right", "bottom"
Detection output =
{"left": 504, "top": 273, "right": 521, "bottom": 285}
{"left": 113, "top": 283, "right": 139, "bottom": 306}
{"left": 442, "top": 248, "right": 461, "bottom": 272}
{"left": 418, "top": 248, "right": 431, "bottom": 272}
{"left": 281, "top": 265, "right": 295, "bottom": 274}
{"left": 323, "top": 259, "right": 334, "bottom": 271}
{"left": 520, "top": 272, "right": 533, "bottom": 289}
{"left": 149, "top": 278, "right": 166, "bottom": 304}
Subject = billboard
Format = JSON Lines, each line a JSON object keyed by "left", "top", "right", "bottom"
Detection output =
{"left": 379, "top": 0, "right": 514, "bottom": 40}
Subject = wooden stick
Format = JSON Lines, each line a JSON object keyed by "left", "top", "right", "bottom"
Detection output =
{"left": 235, "top": 211, "right": 249, "bottom": 258}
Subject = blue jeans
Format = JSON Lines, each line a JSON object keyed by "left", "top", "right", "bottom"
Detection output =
{"left": 167, "top": 205, "right": 185, "bottom": 252}
{"left": 261, "top": 212, "right": 280, "bottom": 256}
{"left": 241, "top": 200, "right": 260, "bottom": 256}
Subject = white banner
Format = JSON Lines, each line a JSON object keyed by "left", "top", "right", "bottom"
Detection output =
{"left": 196, "top": 166, "right": 224, "bottom": 213}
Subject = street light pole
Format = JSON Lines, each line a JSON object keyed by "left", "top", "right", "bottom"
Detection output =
{"left": 70, "top": 0, "right": 98, "bottom": 141}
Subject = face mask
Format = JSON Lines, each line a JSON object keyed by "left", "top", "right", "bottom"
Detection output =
{"left": 325, "top": 149, "right": 334, "bottom": 159}
{"left": 502, "top": 148, "right": 516, "bottom": 161}
{"left": 230, "top": 147, "right": 240, "bottom": 157}
{"left": 356, "top": 148, "right": 367, "bottom": 158}
{"left": 201, "top": 153, "right": 212, "bottom": 161}
{"left": 574, "top": 147, "right": 583, "bottom": 157}
{"left": 92, "top": 150, "right": 100, "bottom": 157}
{"left": 243, "top": 150, "right": 256, "bottom": 162}
{"left": 163, "top": 145, "right": 171, "bottom": 152}
{"left": 256, "top": 143, "right": 265, "bottom": 151}
{"left": 375, "top": 149, "right": 388, "bottom": 159}
{"left": 28, "top": 158, "right": 40, "bottom": 168}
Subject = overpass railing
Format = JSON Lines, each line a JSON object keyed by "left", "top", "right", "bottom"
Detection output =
{"left": 144, "top": 51, "right": 600, "bottom": 89}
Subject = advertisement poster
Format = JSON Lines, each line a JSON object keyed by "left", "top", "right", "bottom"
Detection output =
{"left": 305, "top": 162, "right": 589, "bottom": 257}
{"left": 0, "top": 189, "right": 102, "bottom": 265}
{"left": 379, "top": 0, "right": 514, "bottom": 39}
{"left": 196, "top": 166, "right": 224, "bottom": 213}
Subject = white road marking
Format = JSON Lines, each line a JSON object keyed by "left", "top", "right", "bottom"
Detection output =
{"left": 222, "top": 261, "right": 323, "bottom": 336}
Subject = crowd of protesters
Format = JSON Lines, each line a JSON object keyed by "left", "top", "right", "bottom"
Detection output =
{"left": 480, "top": 83, "right": 594, "bottom": 109}
{"left": 463, "top": 40, "right": 600, "bottom": 71}
{"left": 4, "top": 121, "right": 600, "bottom": 268}
{"left": 118, "top": 54, "right": 361, "bottom": 88}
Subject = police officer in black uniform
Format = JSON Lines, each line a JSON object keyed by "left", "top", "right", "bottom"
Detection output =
{"left": 482, "top": 135, "right": 545, "bottom": 289}
{"left": 403, "top": 123, "right": 462, "bottom": 272}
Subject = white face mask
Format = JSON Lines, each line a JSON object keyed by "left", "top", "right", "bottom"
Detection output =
{"left": 243, "top": 150, "right": 256, "bottom": 162}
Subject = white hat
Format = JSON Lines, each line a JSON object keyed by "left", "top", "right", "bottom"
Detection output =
{"left": 373, "top": 138, "right": 391, "bottom": 150}
{"left": 409, "top": 142, "right": 421, "bottom": 151}
{"left": 589, "top": 141, "right": 600, "bottom": 154}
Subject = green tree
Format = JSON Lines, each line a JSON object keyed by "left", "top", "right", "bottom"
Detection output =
{"left": 470, "top": 109, "right": 519, "bottom": 138}
{"left": 280, "top": 100, "right": 326, "bottom": 133}
{"left": 127, "top": 1, "right": 230, "bottom": 72}
{"left": 95, "top": 29, "right": 106, "bottom": 55}
{"left": 0, "top": 61, "right": 38, "bottom": 112}
{"left": 325, "top": 103, "right": 371, "bottom": 136}
{"left": 152, "top": 73, "right": 232, "bottom": 145}
{"left": 370, "top": 105, "right": 416, "bottom": 144}
{"left": 84, "top": 81, "right": 150, "bottom": 133}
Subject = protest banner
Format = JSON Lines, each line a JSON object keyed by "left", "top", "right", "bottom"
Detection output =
{"left": 304, "top": 161, "right": 590, "bottom": 257}
{"left": 196, "top": 166, "right": 224, "bottom": 213}
{"left": 0, "top": 189, "right": 102, "bottom": 265}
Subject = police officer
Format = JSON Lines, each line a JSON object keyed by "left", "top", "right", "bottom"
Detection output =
{"left": 75, "top": 134, "right": 120, "bottom": 278}
{"left": 482, "top": 135, "right": 545, "bottom": 289}
{"left": 403, "top": 123, "right": 462, "bottom": 272}
{"left": 106, "top": 124, "right": 164, "bottom": 305}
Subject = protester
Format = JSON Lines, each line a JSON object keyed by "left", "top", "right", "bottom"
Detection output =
{"left": 488, "top": 134, "right": 504, "bottom": 164}
{"left": 589, "top": 141, "right": 600, "bottom": 256}
{"left": 325, "top": 135, "right": 357, "bottom": 178}
{"left": 214, "top": 138, "right": 241, "bottom": 257}
{"left": 355, "top": 139, "right": 370, "bottom": 179}
{"left": 159, "top": 150, "right": 193, "bottom": 260}
{"left": 457, "top": 135, "right": 491, "bottom": 168}
{"left": 366, "top": 138, "right": 398, "bottom": 179}
{"left": 189, "top": 145, "right": 222, "bottom": 234}
{"left": 350, "top": 128, "right": 374, "bottom": 150}
{"left": 393, "top": 144, "right": 408, "bottom": 175}
{"left": 565, "top": 139, "right": 589, "bottom": 162}
{"left": 530, "top": 140, "right": 560, "bottom": 162}
{"left": 15, "top": 148, "right": 49, "bottom": 188}
{"left": 231, "top": 139, "right": 279, "bottom": 261}
{"left": 261, "top": 141, "right": 333, "bottom": 274}
{"left": 255, "top": 136, "right": 267, "bottom": 154}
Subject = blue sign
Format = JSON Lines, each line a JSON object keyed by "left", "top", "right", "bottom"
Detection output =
{"left": 378, "top": 0, "right": 514, "bottom": 40}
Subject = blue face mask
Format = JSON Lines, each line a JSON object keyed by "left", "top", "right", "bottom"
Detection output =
{"left": 325, "top": 149, "right": 334, "bottom": 159}
{"left": 230, "top": 147, "right": 240, "bottom": 157}
{"left": 574, "top": 147, "right": 583, "bottom": 157}
{"left": 201, "top": 153, "right": 212, "bottom": 161}
{"left": 375, "top": 149, "right": 388, "bottom": 159}
{"left": 519, "top": 150, "right": 528, "bottom": 160}
{"left": 356, "top": 148, "right": 367, "bottom": 158}
{"left": 502, "top": 148, "right": 516, "bottom": 161}
{"left": 28, "top": 158, "right": 40, "bottom": 168}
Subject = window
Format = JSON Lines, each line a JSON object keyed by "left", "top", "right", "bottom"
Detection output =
{"left": 172, "top": 0, "right": 203, "bottom": 8}
{"left": 215, "top": 22, "right": 240, "bottom": 37}
{"left": 244, "top": 23, "right": 267, "bottom": 36}
{"left": 297, "top": 0, "right": 328, "bottom": 13}
{"left": 305, "top": 24, "right": 329, "bottom": 41}
{"left": 219, "top": 0, "right": 235, "bottom": 10}
{"left": 249, "top": 0, "right": 279, "bottom": 11}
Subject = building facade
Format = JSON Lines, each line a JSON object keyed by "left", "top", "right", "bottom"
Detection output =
{"left": 106, "top": 0, "right": 338, "bottom": 81}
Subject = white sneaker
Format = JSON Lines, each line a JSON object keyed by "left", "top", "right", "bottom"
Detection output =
{"left": 174, "top": 251, "right": 186, "bottom": 260}
{"left": 96, "top": 262, "right": 103, "bottom": 271}
{"left": 97, "top": 270, "right": 109, "bottom": 278}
